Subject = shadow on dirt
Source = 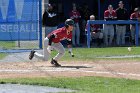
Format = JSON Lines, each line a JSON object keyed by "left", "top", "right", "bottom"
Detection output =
{"left": 56, "top": 65, "right": 93, "bottom": 69}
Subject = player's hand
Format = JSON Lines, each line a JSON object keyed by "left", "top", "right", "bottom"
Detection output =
{"left": 68, "top": 48, "right": 74, "bottom": 57}
{"left": 47, "top": 45, "right": 53, "bottom": 53}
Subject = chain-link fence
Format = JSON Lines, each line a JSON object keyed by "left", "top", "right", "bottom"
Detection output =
{"left": 0, "top": 0, "right": 42, "bottom": 50}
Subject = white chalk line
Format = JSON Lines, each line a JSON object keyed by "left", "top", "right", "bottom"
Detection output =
{"left": 0, "top": 69, "right": 140, "bottom": 77}
{"left": 97, "top": 55, "right": 140, "bottom": 58}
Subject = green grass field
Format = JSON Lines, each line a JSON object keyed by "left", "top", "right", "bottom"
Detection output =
{"left": 0, "top": 41, "right": 15, "bottom": 59}
{"left": 59, "top": 47, "right": 140, "bottom": 61}
{"left": 1, "top": 47, "right": 140, "bottom": 93}
{"left": 0, "top": 77, "right": 140, "bottom": 93}
{"left": 0, "top": 41, "right": 15, "bottom": 49}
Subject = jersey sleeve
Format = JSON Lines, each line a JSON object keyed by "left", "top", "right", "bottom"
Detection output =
{"left": 104, "top": 11, "right": 108, "bottom": 19}
{"left": 130, "top": 13, "right": 136, "bottom": 20}
{"left": 113, "top": 11, "right": 117, "bottom": 19}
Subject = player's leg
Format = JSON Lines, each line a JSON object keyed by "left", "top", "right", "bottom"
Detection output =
{"left": 99, "top": 32, "right": 103, "bottom": 46}
{"left": 33, "top": 37, "right": 50, "bottom": 61}
{"left": 75, "top": 23, "right": 80, "bottom": 46}
{"left": 130, "top": 25, "right": 135, "bottom": 44}
{"left": 116, "top": 25, "right": 121, "bottom": 45}
{"left": 96, "top": 32, "right": 103, "bottom": 46}
{"left": 138, "top": 26, "right": 140, "bottom": 40}
{"left": 72, "top": 25, "right": 76, "bottom": 46}
{"left": 29, "top": 50, "right": 36, "bottom": 60}
{"left": 109, "top": 25, "right": 114, "bottom": 45}
{"left": 103, "top": 24, "right": 109, "bottom": 46}
{"left": 51, "top": 42, "right": 65, "bottom": 66}
{"left": 121, "top": 26, "right": 126, "bottom": 45}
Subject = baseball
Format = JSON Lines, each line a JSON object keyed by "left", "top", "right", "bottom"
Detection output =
{"left": 128, "top": 47, "right": 131, "bottom": 51}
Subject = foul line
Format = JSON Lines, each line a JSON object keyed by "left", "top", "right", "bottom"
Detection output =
{"left": 0, "top": 69, "right": 140, "bottom": 77}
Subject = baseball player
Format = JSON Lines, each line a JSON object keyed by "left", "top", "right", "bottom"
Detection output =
{"left": 86, "top": 15, "right": 103, "bottom": 47}
{"left": 103, "top": 5, "right": 117, "bottom": 46}
{"left": 29, "top": 19, "right": 74, "bottom": 67}
{"left": 130, "top": 7, "right": 140, "bottom": 44}
{"left": 69, "top": 4, "right": 81, "bottom": 47}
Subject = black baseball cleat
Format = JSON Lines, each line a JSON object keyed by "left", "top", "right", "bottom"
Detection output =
{"left": 29, "top": 50, "right": 35, "bottom": 60}
{"left": 51, "top": 59, "right": 61, "bottom": 67}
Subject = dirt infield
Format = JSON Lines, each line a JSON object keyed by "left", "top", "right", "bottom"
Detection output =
{"left": 0, "top": 60, "right": 140, "bottom": 80}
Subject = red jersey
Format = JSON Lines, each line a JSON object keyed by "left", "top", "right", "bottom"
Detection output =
{"left": 85, "top": 23, "right": 100, "bottom": 33}
{"left": 104, "top": 10, "right": 117, "bottom": 20}
{"left": 47, "top": 27, "right": 72, "bottom": 43}
{"left": 130, "top": 12, "right": 140, "bottom": 20}
{"left": 90, "top": 24, "right": 100, "bottom": 33}
{"left": 69, "top": 10, "right": 81, "bottom": 23}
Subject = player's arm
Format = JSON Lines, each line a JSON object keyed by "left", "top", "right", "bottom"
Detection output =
{"left": 67, "top": 39, "right": 72, "bottom": 48}
{"left": 67, "top": 39, "right": 74, "bottom": 57}
{"left": 105, "top": 17, "right": 116, "bottom": 20}
{"left": 104, "top": 11, "right": 110, "bottom": 20}
{"left": 67, "top": 31, "right": 72, "bottom": 48}
{"left": 48, "top": 34, "right": 55, "bottom": 45}
{"left": 67, "top": 39, "right": 72, "bottom": 52}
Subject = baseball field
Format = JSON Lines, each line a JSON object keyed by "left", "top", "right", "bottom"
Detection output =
{"left": 0, "top": 47, "right": 140, "bottom": 93}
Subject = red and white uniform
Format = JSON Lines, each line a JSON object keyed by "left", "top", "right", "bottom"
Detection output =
{"left": 48, "top": 27, "right": 72, "bottom": 43}
{"left": 34, "top": 27, "right": 72, "bottom": 61}
{"left": 130, "top": 12, "right": 140, "bottom": 41}
{"left": 103, "top": 10, "right": 117, "bottom": 46}
{"left": 90, "top": 24, "right": 100, "bottom": 33}
{"left": 104, "top": 10, "right": 117, "bottom": 20}
{"left": 130, "top": 12, "right": 140, "bottom": 20}
{"left": 85, "top": 24, "right": 100, "bottom": 32}
{"left": 86, "top": 24, "right": 103, "bottom": 40}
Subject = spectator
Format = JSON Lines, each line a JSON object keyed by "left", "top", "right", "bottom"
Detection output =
{"left": 69, "top": 3, "right": 81, "bottom": 47}
{"left": 116, "top": 1, "right": 129, "bottom": 46}
{"left": 130, "top": 7, "right": 140, "bottom": 44}
{"left": 42, "top": 4, "right": 58, "bottom": 37}
{"left": 103, "top": 5, "right": 117, "bottom": 46}
{"left": 85, "top": 15, "right": 103, "bottom": 47}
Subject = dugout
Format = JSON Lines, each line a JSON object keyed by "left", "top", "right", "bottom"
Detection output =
{"left": 47, "top": 0, "right": 140, "bottom": 20}
{"left": 45, "top": 0, "right": 140, "bottom": 46}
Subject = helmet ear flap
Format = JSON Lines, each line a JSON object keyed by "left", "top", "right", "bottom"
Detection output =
{"left": 65, "top": 24, "right": 69, "bottom": 28}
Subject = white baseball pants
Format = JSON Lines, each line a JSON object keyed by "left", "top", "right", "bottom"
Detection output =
{"left": 116, "top": 25, "right": 126, "bottom": 45}
{"left": 34, "top": 37, "right": 65, "bottom": 61}
{"left": 103, "top": 24, "right": 114, "bottom": 46}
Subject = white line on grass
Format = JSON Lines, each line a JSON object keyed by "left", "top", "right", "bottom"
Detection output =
{"left": 97, "top": 55, "right": 140, "bottom": 58}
